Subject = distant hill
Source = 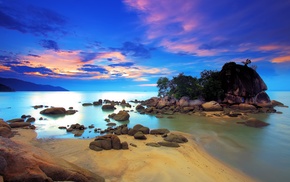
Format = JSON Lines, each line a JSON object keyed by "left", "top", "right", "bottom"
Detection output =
{"left": 0, "top": 83, "right": 14, "bottom": 92}
{"left": 0, "top": 77, "right": 68, "bottom": 91}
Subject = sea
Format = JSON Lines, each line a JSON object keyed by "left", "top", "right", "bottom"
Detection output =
{"left": 0, "top": 91, "right": 289, "bottom": 182}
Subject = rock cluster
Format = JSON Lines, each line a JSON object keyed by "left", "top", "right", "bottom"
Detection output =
{"left": 89, "top": 134, "right": 128, "bottom": 151}
{"left": 63, "top": 123, "right": 87, "bottom": 137}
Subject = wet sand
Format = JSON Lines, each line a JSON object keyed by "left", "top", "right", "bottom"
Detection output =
{"left": 11, "top": 128, "right": 256, "bottom": 182}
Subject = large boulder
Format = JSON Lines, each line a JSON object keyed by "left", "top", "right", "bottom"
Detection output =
{"left": 101, "top": 104, "right": 116, "bottom": 110}
{"left": 9, "top": 122, "right": 31, "bottom": 128}
{"left": 89, "top": 134, "right": 126, "bottom": 151}
{"left": 163, "top": 133, "right": 188, "bottom": 143}
{"left": 189, "top": 99, "right": 204, "bottom": 107}
{"left": 179, "top": 96, "right": 190, "bottom": 107}
{"left": 220, "top": 62, "right": 269, "bottom": 104}
{"left": 40, "top": 107, "right": 66, "bottom": 115}
{"left": 150, "top": 128, "right": 170, "bottom": 135}
{"left": 0, "top": 137, "right": 104, "bottom": 182}
{"left": 255, "top": 91, "right": 272, "bottom": 107}
{"left": 113, "top": 111, "right": 130, "bottom": 121}
{"left": 0, "top": 119, "right": 12, "bottom": 138}
{"left": 202, "top": 101, "right": 223, "bottom": 111}
{"left": 6, "top": 118, "right": 25, "bottom": 123}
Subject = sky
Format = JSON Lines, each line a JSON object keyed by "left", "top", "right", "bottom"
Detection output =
{"left": 0, "top": 0, "right": 290, "bottom": 91}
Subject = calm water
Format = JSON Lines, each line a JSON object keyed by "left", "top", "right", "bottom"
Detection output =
{"left": 0, "top": 91, "right": 289, "bottom": 182}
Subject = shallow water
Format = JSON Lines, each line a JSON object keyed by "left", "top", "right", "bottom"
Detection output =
{"left": 0, "top": 91, "right": 289, "bottom": 182}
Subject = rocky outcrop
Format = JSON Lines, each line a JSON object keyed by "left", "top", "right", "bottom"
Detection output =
{"left": 0, "top": 137, "right": 104, "bottom": 182}
{"left": 220, "top": 62, "right": 271, "bottom": 106}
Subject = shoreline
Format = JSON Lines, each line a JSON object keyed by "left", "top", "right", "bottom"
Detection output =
{"left": 11, "top": 128, "right": 256, "bottom": 182}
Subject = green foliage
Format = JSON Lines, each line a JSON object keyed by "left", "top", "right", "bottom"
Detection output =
{"left": 199, "top": 70, "right": 224, "bottom": 101}
{"left": 156, "top": 70, "right": 224, "bottom": 101}
{"left": 157, "top": 77, "right": 170, "bottom": 97}
{"left": 169, "top": 73, "right": 201, "bottom": 99}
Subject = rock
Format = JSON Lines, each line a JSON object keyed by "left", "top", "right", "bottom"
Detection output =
{"left": 0, "top": 127, "right": 13, "bottom": 138}
{"left": 0, "top": 137, "right": 105, "bottom": 182}
{"left": 113, "top": 110, "right": 130, "bottom": 121}
{"left": 202, "top": 101, "right": 223, "bottom": 111}
{"left": 237, "top": 103, "right": 257, "bottom": 110}
{"left": 130, "top": 143, "right": 137, "bottom": 147}
{"left": 21, "top": 115, "right": 31, "bottom": 119}
{"left": 121, "top": 126, "right": 129, "bottom": 134}
{"left": 6, "top": 118, "right": 24, "bottom": 123}
{"left": 179, "top": 96, "right": 190, "bottom": 107}
{"left": 58, "top": 126, "right": 67, "bottom": 129}
{"left": 40, "top": 107, "right": 66, "bottom": 115}
{"left": 0, "top": 119, "right": 10, "bottom": 129}
{"left": 65, "top": 110, "right": 77, "bottom": 115}
{"left": 189, "top": 99, "right": 204, "bottom": 107}
{"left": 9, "top": 122, "right": 31, "bottom": 128}
{"left": 138, "top": 126, "right": 150, "bottom": 134}
{"left": 146, "top": 142, "right": 161, "bottom": 147}
{"left": 271, "top": 100, "right": 287, "bottom": 107}
{"left": 121, "top": 141, "right": 129, "bottom": 149}
{"left": 136, "top": 104, "right": 145, "bottom": 112}
{"left": 255, "top": 91, "right": 272, "bottom": 107}
{"left": 89, "top": 141, "right": 103, "bottom": 151}
{"left": 88, "top": 124, "right": 94, "bottom": 129}
{"left": 134, "top": 131, "right": 147, "bottom": 140}
{"left": 150, "top": 129, "right": 170, "bottom": 135}
{"left": 93, "top": 99, "right": 103, "bottom": 106}
{"left": 244, "top": 118, "right": 270, "bottom": 128}
{"left": 101, "top": 104, "right": 116, "bottom": 110}
{"left": 26, "top": 117, "right": 36, "bottom": 122}
{"left": 157, "top": 142, "right": 180, "bottom": 148}
{"left": 82, "top": 103, "right": 93, "bottom": 106}
{"left": 73, "top": 130, "right": 84, "bottom": 137}
{"left": 106, "top": 122, "right": 117, "bottom": 126}
{"left": 33, "top": 105, "right": 43, "bottom": 109}
{"left": 111, "top": 135, "right": 121, "bottom": 150}
{"left": 220, "top": 62, "right": 268, "bottom": 104}
{"left": 156, "top": 98, "right": 167, "bottom": 109}
{"left": 163, "top": 133, "right": 188, "bottom": 143}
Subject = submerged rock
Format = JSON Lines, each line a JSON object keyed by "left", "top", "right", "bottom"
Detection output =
{"left": 40, "top": 107, "right": 66, "bottom": 115}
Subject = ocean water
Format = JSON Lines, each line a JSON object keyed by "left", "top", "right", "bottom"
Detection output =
{"left": 0, "top": 91, "right": 289, "bottom": 182}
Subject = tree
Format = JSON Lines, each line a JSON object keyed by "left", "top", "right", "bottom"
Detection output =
{"left": 169, "top": 73, "right": 202, "bottom": 99}
{"left": 199, "top": 70, "right": 224, "bottom": 101}
{"left": 157, "top": 77, "right": 170, "bottom": 97}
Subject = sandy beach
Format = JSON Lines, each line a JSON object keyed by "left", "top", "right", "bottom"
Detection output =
{"left": 9, "top": 128, "right": 256, "bottom": 182}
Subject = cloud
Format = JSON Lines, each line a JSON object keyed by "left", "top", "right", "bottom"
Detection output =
{"left": 124, "top": 0, "right": 290, "bottom": 58}
{"left": 138, "top": 83, "right": 157, "bottom": 87}
{"left": 0, "top": 1, "right": 67, "bottom": 36}
{"left": 79, "top": 52, "right": 98, "bottom": 62}
{"left": 78, "top": 64, "right": 108, "bottom": 74}
{"left": 1, "top": 49, "right": 172, "bottom": 80}
{"left": 272, "top": 56, "right": 290, "bottom": 63}
{"left": 108, "top": 62, "right": 134, "bottom": 68}
{"left": 110, "top": 41, "right": 152, "bottom": 59}
{"left": 39, "top": 40, "right": 60, "bottom": 52}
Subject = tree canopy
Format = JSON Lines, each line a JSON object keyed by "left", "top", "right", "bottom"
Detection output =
{"left": 157, "top": 70, "right": 224, "bottom": 101}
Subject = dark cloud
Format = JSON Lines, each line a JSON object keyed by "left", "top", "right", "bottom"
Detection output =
{"left": 79, "top": 52, "right": 98, "bottom": 62}
{"left": 0, "top": 1, "right": 67, "bottom": 36}
{"left": 39, "top": 40, "right": 59, "bottom": 52}
{"left": 27, "top": 54, "right": 41, "bottom": 58}
{"left": 78, "top": 64, "right": 108, "bottom": 73}
{"left": 108, "top": 62, "right": 134, "bottom": 68}
{"left": 198, "top": 40, "right": 234, "bottom": 50}
{"left": 110, "top": 41, "right": 152, "bottom": 59}
{"left": 10, "top": 65, "right": 54, "bottom": 75}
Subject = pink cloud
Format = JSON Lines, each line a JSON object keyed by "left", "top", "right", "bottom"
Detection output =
{"left": 272, "top": 56, "right": 290, "bottom": 63}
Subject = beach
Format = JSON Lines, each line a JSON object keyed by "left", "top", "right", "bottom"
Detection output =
{"left": 11, "top": 128, "right": 255, "bottom": 182}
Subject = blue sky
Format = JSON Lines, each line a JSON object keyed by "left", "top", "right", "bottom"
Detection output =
{"left": 0, "top": 0, "right": 290, "bottom": 91}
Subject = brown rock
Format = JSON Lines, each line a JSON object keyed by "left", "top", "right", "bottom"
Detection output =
{"left": 163, "top": 133, "right": 188, "bottom": 143}
{"left": 113, "top": 110, "right": 130, "bottom": 121}
{"left": 26, "top": 117, "right": 36, "bottom": 122}
{"left": 202, "top": 101, "right": 223, "bottom": 111}
{"left": 111, "top": 135, "right": 121, "bottom": 150}
{"left": 40, "top": 107, "right": 66, "bottom": 115}
{"left": 0, "top": 137, "right": 104, "bottom": 182}
{"left": 9, "top": 122, "right": 31, "bottom": 128}
{"left": 244, "top": 118, "right": 269, "bottom": 128}
{"left": 121, "top": 141, "right": 129, "bottom": 150}
{"left": 6, "top": 118, "right": 24, "bottom": 123}
{"left": 0, "top": 127, "right": 13, "bottom": 138}
{"left": 157, "top": 141, "right": 180, "bottom": 148}
{"left": 101, "top": 104, "right": 116, "bottom": 110}
{"left": 134, "top": 131, "right": 147, "bottom": 140}
{"left": 150, "top": 128, "right": 170, "bottom": 135}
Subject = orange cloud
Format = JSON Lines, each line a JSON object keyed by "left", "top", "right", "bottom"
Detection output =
{"left": 272, "top": 56, "right": 290, "bottom": 63}
{"left": 258, "top": 45, "right": 281, "bottom": 51}
{"left": 0, "top": 65, "right": 11, "bottom": 71}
